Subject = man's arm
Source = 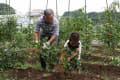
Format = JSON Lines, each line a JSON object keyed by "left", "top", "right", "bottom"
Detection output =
{"left": 34, "top": 18, "right": 41, "bottom": 42}
{"left": 34, "top": 32, "right": 39, "bottom": 41}
{"left": 48, "top": 35, "right": 56, "bottom": 43}
{"left": 48, "top": 19, "right": 59, "bottom": 43}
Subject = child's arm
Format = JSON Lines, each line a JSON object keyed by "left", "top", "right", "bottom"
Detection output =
{"left": 60, "top": 51, "right": 66, "bottom": 61}
{"left": 67, "top": 50, "right": 79, "bottom": 62}
{"left": 77, "top": 41, "right": 82, "bottom": 60}
{"left": 68, "top": 41, "right": 82, "bottom": 62}
{"left": 60, "top": 40, "right": 69, "bottom": 62}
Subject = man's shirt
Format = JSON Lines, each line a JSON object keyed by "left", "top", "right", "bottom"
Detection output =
{"left": 34, "top": 16, "right": 59, "bottom": 36}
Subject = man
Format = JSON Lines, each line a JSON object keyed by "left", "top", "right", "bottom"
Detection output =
{"left": 34, "top": 9, "right": 59, "bottom": 70}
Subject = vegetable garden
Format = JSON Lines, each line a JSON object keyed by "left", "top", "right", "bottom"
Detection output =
{"left": 0, "top": 0, "right": 120, "bottom": 80}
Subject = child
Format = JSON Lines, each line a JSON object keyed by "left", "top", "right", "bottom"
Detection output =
{"left": 60, "top": 32, "right": 82, "bottom": 74}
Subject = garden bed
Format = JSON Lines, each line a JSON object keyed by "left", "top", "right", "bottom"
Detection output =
{"left": 5, "top": 68, "right": 103, "bottom": 80}
{"left": 81, "top": 63, "right": 120, "bottom": 78}
{"left": 81, "top": 54, "right": 112, "bottom": 62}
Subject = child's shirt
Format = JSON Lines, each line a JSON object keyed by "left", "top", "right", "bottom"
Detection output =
{"left": 64, "top": 40, "right": 82, "bottom": 60}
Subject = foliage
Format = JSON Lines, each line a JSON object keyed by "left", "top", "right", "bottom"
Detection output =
{"left": 62, "top": 9, "right": 120, "bottom": 25}
{"left": 40, "top": 43, "right": 61, "bottom": 70}
{"left": 110, "top": 57, "right": 120, "bottom": 66}
{"left": 62, "top": 51, "right": 81, "bottom": 71}
{"left": 0, "top": 73, "right": 14, "bottom": 80}
{"left": 0, "top": 3, "right": 15, "bottom": 15}
{"left": 0, "top": 16, "right": 17, "bottom": 41}
{"left": 0, "top": 42, "right": 24, "bottom": 71}
{"left": 98, "top": 1, "right": 120, "bottom": 52}
{"left": 0, "top": 0, "right": 120, "bottom": 74}
{"left": 60, "top": 9, "right": 94, "bottom": 50}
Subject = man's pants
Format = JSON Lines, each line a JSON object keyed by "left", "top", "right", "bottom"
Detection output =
{"left": 39, "top": 33, "right": 58, "bottom": 70}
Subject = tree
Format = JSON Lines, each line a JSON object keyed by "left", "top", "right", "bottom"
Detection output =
{"left": 0, "top": 3, "right": 15, "bottom": 15}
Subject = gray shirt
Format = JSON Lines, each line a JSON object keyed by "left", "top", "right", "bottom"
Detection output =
{"left": 34, "top": 16, "right": 59, "bottom": 36}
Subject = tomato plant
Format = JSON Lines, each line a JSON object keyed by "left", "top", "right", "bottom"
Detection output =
{"left": 0, "top": 42, "right": 24, "bottom": 71}
{"left": 40, "top": 43, "right": 61, "bottom": 70}
{"left": 0, "top": 16, "right": 17, "bottom": 41}
{"left": 99, "top": 1, "right": 120, "bottom": 53}
{"left": 60, "top": 9, "right": 94, "bottom": 52}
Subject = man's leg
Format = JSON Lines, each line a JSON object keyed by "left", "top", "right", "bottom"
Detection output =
{"left": 54, "top": 35, "right": 59, "bottom": 46}
{"left": 39, "top": 54, "right": 46, "bottom": 70}
{"left": 47, "top": 35, "right": 58, "bottom": 70}
{"left": 39, "top": 34, "right": 47, "bottom": 70}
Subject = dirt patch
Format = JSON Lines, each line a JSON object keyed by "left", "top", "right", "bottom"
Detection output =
{"left": 43, "top": 73, "right": 103, "bottom": 80}
{"left": 91, "top": 49, "right": 120, "bottom": 56}
{"left": 19, "top": 48, "right": 41, "bottom": 64}
{"left": 55, "top": 64, "right": 64, "bottom": 73}
{"left": 90, "top": 49, "right": 104, "bottom": 54}
{"left": 7, "top": 68, "right": 51, "bottom": 80}
{"left": 24, "top": 57, "right": 39, "bottom": 64}
{"left": 91, "top": 45, "right": 103, "bottom": 50}
{"left": 24, "top": 48, "right": 40, "bottom": 54}
{"left": 90, "top": 45, "right": 120, "bottom": 56}
{"left": 30, "top": 48, "right": 40, "bottom": 54}
{"left": 6, "top": 68, "right": 103, "bottom": 80}
{"left": 81, "top": 63, "right": 120, "bottom": 77}
{"left": 54, "top": 64, "right": 65, "bottom": 80}
{"left": 81, "top": 54, "right": 112, "bottom": 62}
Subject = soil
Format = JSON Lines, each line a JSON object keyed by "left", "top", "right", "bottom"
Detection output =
{"left": 55, "top": 64, "right": 64, "bottom": 73}
{"left": 7, "top": 47, "right": 120, "bottom": 80}
{"left": 24, "top": 57, "right": 39, "bottom": 64}
{"left": 90, "top": 45, "right": 103, "bottom": 50}
{"left": 19, "top": 48, "right": 41, "bottom": 64}
{"left": 6, "top": 68, "right": 103, "bottom": 80}
{"left": 81, "top": 54, "right": 112, "bottom": 62}
{"left": 90, "top": 45, "right": 120, "bottom": 56}
{"left": 81, "top": 63, "right": 120, "bottom": 77}
{"left": 90, "top": 49, "right": 104, "bottom": 54}
{"left": 29, "top": 48, "right": 40, "bottom": 54}
{"left": 43, "top": 73, "right": 103, "bottom": 80}
{"left": 24, "top": 48, "right": 40, "bottom": 55}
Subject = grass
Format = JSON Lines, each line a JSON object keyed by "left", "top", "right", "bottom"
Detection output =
{"left": 0, "top": 73, "right": 14, "bottom": 80}
{"left": 15, "top": 61, "right": 41, "bottom": 70}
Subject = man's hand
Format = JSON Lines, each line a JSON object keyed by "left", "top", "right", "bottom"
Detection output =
{"left": 59, "top": 57, "right": 63, "bottom": 63}
{"left": 43, "top": 42, "right": 50, "bottom": 49}
{"left": 35, "top": 40, "right": 39, "bottom": 43}
{"left": 48, "top": 35, "right": 56, "bottom": 43}
{"left": 34, "top": 32, "right": 39, "bottom": 43}
{"left": 67, "top": 57, "right": 71, "bottom": 62}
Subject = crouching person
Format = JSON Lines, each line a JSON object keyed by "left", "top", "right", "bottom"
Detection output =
{"left": 34, "top": 9, "right": 59, "bottom": 71}
{"left": 60, "top": 32, "right": 82, "bottom": 74}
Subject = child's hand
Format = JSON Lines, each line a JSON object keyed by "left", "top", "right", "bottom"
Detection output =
{"left": 67, "top": 57, "right": 71, "bottom": 62}
{"left": 59, "top": 58, "right": 63, "bottom": 63}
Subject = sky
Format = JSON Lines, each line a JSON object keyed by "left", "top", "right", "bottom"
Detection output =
{"left": 0, "top": 0, "right": 116, "bottom": 16}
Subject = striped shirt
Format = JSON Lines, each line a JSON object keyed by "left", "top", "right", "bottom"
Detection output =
{"left": 34, "top": 16, "right": 59, "bottom": 36}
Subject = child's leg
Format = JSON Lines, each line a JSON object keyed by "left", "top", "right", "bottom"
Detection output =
{"left": 70, "top": 69, "right": 73, "bottom": 74}
{"left": 77, "top": 69, "right": 80, "bottom": 74}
